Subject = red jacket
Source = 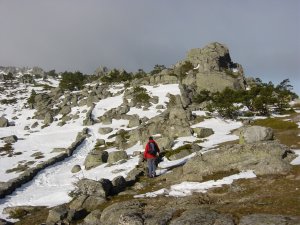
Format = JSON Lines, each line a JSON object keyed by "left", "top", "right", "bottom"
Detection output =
{"left": 144, "top": 140, "right": 160, "bottom": 159}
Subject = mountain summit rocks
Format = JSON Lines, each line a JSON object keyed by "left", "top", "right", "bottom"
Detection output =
{"left": 178, "top": 42, "right": 247, "bottom": 96}
{"left": 186, "top": 42, "right": 237, "bottom": 72}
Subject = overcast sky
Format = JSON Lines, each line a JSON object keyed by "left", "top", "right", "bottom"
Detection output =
{"left": 0, "top": 0, "right": 299, "bottom": 94}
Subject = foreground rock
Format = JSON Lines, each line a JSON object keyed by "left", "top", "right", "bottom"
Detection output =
{"left": 181, "top": 141, "right": 296, "bottom": 181}
{"left": 239, "top": 214, "right": 300, "bottom": 225}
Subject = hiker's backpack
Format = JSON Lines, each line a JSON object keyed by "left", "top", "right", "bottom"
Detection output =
{"left": 148, "top": 142, "right": 158, "bottom": 156}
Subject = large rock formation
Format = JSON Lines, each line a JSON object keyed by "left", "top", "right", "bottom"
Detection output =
{"left": 176, "top": 42, "right": 247, "bottom": 104}
{"left": 181, "top": 141, "right": 296, "bottom": 181}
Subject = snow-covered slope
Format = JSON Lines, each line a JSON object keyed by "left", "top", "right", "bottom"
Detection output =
{"left": 0, "top": 71, "right": 246, "bottom": 221}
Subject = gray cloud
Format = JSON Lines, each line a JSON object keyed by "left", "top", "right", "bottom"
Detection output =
{"left": 0, "top": 0, "right": 299, "bottom": 94}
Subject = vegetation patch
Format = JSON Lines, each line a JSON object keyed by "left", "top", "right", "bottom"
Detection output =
{"left": 150, "top": 64, "right": 166, "bottom": 75}
{"left": 164, "top": 144, "right": 192, "bottom": 159}
{"left": 34, "top": 83, "right": 54, "bottom": 91}
{"left": 6, "top": 164, "right": 29, "bottom": 173}
{"left": 100, "top": 69, "right": 132, "bottom": 83}
{"left": 0, "top": 143, "right": 14, "bottom": 156}
{"left": 192, "top": 115, "right": 206, "bottom": 125}
{"left": 14, "top": 207, "right": 48, "bottom": 225}
{"left": 195, "top": 79, "right": 298, "bottom": 119}
{"left": 253, "top": 118, "right": 298, "bottom": 130}
{"left": 31, "top": 152, "right": 45, "bottom": 159}
{"left": 210, "top": 166, "right": 300, "bottom": 218}
{"left": 59, "top": 71, "right": 87, "bottom": 91}
{"left": 132, "top": 86, "right": 151, "bottom": 104}
{"left": 202, "top": 169, "right": 240, "bottom": 182}
{"left": 0, "top": 98, "right": 17, "bottom": 104}
{"left": 27, "top": 90, "right": 37, "bottom": 105}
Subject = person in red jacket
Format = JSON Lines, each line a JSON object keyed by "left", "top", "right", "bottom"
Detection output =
{"left": 144, "top": 136, "right": 160, "bottom": 178}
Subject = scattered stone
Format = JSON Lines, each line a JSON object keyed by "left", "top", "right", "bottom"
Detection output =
{"left": 83, "top": 209, "right": 102, "bottom": 225}
{"left": 59, "top": 105, "right": 71, "bottom": 115}
{"left": 3, "top": 135, "right": 18, "bottom": 144}
{"left": 31, "top": 121, "right": 39, "bottom": 128}
{"left": 101, "top": 117, "right": 112, "bottom": 125}
{"left": 84, "top": 150, "right": 108, "bottom": 170}
{"left": 98, "top": 127, "right": 113, "bottom": 135}
{"left": 75, "top": 178, "right": 112, "bottom": 198}
{"left": 107, "top": 151, "right": 128, "bottom": 164}
{"left": 82, "top": 196, "right": 106, "bottom": 212}
{"left": 128, "top": 115, "right": 140, "bottom": 128}
{"left": 155, "top": 104, "right": 165, "bottom": 109}
{"left": 0, "top": 117, "right": 9, "bottom": 127}
{"left": 44, "top": 112, "right": 53, "bottom": 125}
{"left": 96, "top": 139, "right": 106, "bottom": 146}
{"left": 240, "top": 125, "right": 274, "bottom": 144}
{"left": 71, "top": 165, "right": 81, "bottom": 173}
{"left": 192, "top": 127, "right": 214, "bottom": 138}
{"left": 46, "top": 205, "right": 68, "bottom": 224}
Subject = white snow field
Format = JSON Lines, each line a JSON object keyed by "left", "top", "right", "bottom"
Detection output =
{"left": 0, "top": 82, "right": 195, "bottom": 220}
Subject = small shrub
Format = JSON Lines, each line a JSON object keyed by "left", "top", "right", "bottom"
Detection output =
{"left": 132, "top": 87, "right": 150, "bottom": 104}
{"left": 150, "top": 64, "right": 166, "bottom": 75}
{"left": 100, "top": 69, "right": 132, "bottom": 83}
{"left": 193, "top": 90, "right": 212, "bottom": 104}
{"left": 59, "top": 71, "right": 86, "bottom": 91}
{"left": 27, "top": 90, "right": 37, "bottom": 105}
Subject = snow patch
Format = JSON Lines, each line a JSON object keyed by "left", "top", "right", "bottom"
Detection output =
{"left": 135, "top": 170, "right": 256, "bottom": 198}
{"left": 291, "top": 150, "right": 300, "bottom": 165}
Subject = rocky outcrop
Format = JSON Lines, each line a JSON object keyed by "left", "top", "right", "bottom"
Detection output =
{"left": 186, "top": 42, "right": 237, "bottom": 73}
{"left": 126, "top": 95, "right": 193, "bottom": 146}
{"left": 173, "top": 42, "right": 247, "bottom": 107}
{"left": 239, "top": 125, "right": 274, "bottom": 144}
{"left": 181, "top": 141, "right": 296, "bottom": 181}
